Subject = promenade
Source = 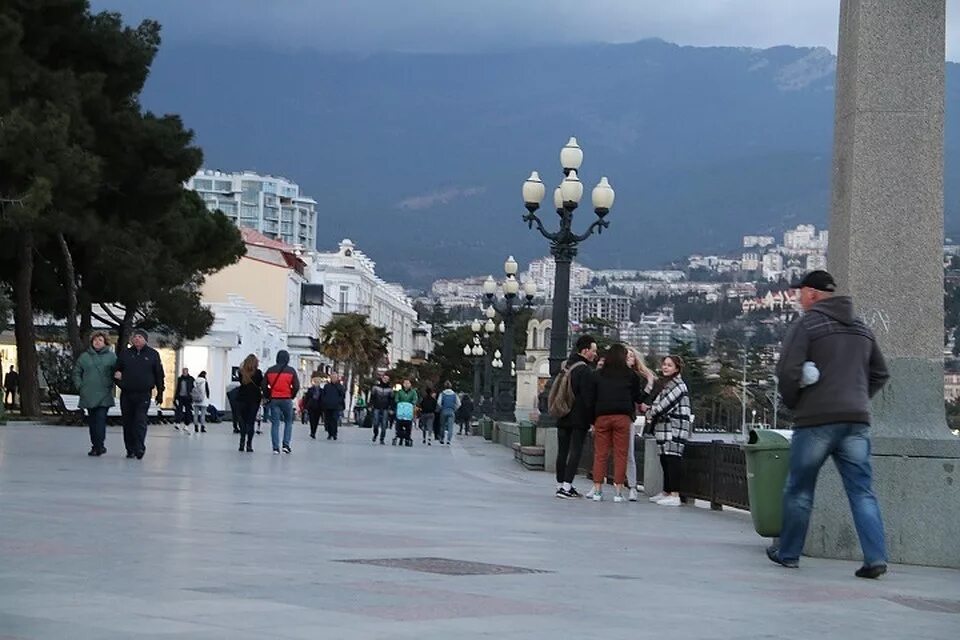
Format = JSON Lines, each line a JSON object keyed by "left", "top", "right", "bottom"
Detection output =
{"left": 0, "top": 423, "right": 957, "bottom": 639}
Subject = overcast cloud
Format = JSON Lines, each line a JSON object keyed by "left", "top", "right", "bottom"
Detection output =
{"left": 90, "top": 0, "right": 960, "bottom": 59}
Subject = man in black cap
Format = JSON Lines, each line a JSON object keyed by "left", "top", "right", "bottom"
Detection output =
{"left": 114, "top": 329, "right": 165, "bottom": 459}
{"left": 767, "top": 270, "right": 890, "bottom": 579}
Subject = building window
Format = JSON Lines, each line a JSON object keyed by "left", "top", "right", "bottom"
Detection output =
{"left": 339, "top": 286, "right": 349, "bottom": 313}
{"left": 214, "top": 180, "right": 232, "bottom": 191}
{"left": 193, "top": 178, "right": 213, "bottom": 190}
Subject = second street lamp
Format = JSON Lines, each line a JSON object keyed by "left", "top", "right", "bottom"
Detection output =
{"left": 463, "top": 323, "right": 485, "bottom": 408}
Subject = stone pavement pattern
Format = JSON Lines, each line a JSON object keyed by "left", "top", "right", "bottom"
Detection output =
{"left": 0, "top": 424, "right": 957, "bottom": 639}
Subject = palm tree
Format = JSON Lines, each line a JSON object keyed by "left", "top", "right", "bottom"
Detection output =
{"left": 319, "top": 314, "right": 391, "bottom": 411}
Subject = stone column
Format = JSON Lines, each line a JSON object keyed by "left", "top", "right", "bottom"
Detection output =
{"left": 813, "top": 0, "right": 960, "bottom": 568}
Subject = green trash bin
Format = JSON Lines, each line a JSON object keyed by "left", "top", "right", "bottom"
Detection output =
{"left": 519, "top": 420, "right": 536, "bottom": 447}
{"left": 482, "top": 418, "right": 493, "bottom": 441}
{"left": 744, "top": 429, "right": 792, "bottom": 537}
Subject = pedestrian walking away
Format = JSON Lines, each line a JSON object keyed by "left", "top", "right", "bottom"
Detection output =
{"left": 393, "top": 379, "right": 418, "bottom": 446}
{"left": 457, "top": 393, "right": 474, "bottom": 435}
{"left": 418, "top": 388, "right": 437, "bottom": 445}
{"left": 3, "top": 365, "right": 18, "bottom": 409}
{"left": 226, "top": 379, "right": 241, "bottom": 434}
{"left": 263, "top": 350, "right": 300, "bottom": 454}
{"left": 232, "top": 354, "right": 263, "bottom": 452}
{"left": 437, "top": 381, "right": 460, "bottom": 445}
{"left": 369, "top": 374, "right": 393, "bottom": 444}
{"left": 767, "top": 270, "right": 890, "bottom": 579}
{"left": 319, "top": 372, "right": 347, "bottom": 440}
{"left": 73, "top": 331, "right": 118, "bottom": 456}
{"left": 644, "top": 355, "right": 691, "bottom": 507}
{"left": 305, "top": 377, "right": 323, "bottom": 439}
{"left": 191, "top": 371, "right": 210, "bottom": 433}
{"left": 551, "top": 335, "right": 598, "bottom": 499}
{"left": 173, "top": 368, "right": 194, "bottom": 433}
{"left": 114, "top": 329, "right": 165, "bottom": 460}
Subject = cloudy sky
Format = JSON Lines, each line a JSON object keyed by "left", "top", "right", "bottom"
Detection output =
{"left": 91, "top": 0, "right": 959, "bottom": 59}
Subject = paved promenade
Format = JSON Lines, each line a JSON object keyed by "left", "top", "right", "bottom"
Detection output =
{"left": 0, "top": 423, "right": 957, "bottom": 639}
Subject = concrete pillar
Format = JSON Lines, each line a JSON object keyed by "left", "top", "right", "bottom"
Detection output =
{"left": 812, "top": 0, "right": 960, "bottom": 568}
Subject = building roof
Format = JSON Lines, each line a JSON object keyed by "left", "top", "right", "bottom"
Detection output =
{"left": 240, "top": 227, "right": 305, "bottom": 272}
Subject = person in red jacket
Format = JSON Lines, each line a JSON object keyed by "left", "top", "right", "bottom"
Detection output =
{"left": 262, "top": 350, "right": 300, "bottom": 454}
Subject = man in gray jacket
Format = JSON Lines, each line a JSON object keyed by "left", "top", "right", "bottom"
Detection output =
{"left": 767, "top": 270, "right": 890, "bottom": 578}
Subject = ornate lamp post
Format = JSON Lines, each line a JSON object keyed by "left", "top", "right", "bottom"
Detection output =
{"left": 483, "top": 256, "right": 536, "bottom": 421}
{"left": 462, "top": 321, "right": 486, "bottom": 407}
{"left": 521, "top": 137, "right": 615, "bottom": 376}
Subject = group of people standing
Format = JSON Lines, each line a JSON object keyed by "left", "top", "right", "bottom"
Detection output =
{"left": 172, "top": 368, "right": 211, "bottom": 433}
{"left": 552, "top": 334, "right": 691, "bottom": 505}
{"left": 367, "top": 374, "right": 472, "bottom": 446}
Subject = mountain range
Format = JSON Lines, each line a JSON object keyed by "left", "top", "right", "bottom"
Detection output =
{"left": 139, "top": 39, "right": 960, "bottom": 288}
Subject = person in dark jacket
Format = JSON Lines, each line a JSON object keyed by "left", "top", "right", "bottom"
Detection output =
{"left": 555, "top": 334, "right": 599, "bottom": 499}
{"left": 114, "top": 329, "right": 165, "bottom": 460}
{"left": 369, "top": 374, "right": 393, "bottom": 445}
{"left": 263, "top": 350, "right": 300, "bottom": 454}
{"left": 418, "top": 388, "right": 438, "bottom": 445}
{"left": 589, "top": 344, "right": 646, "bottom": 502}
{"left": 73, "top": 331, "right": 118, "bottom": 456}
{"left": 456, "top": 393, "right": 475, "bottom": 435}
{"left": 234, "top": 354, "right": 263, "bottom": 452}
{"left": 305, "top": 377, "right": 323, "bottom": 439}
{"left": 768, "top": 270, "right": 890, "bottom": 579}
{"left": 3, "top": 365, "right": 18, "bottom": 409}
{"left": 320, "top": 372, "right": 347, "bottom": 440}
{"left": 173, "top": 368, "right": 195, "bottom": 433}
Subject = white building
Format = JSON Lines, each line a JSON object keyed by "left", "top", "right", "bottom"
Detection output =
{"left": 570, "top": 289, "right": 631, "bottom": 324}
{"left": 619, "top": 311, "right": 697, "bottom": 357}
{"left": 187, "top": 169, "right": 318, "bottom": 249}
{"left": 783, "top": 224, "right": 828, "bottom": 253}
{"left": 593, "top": 269, "right": 686, "bottom": 283}
{"left": 806, "top": 253, "right": 828, "bottom": 271}
{"left": 430, "top": 277, "right": 487, "bottom": 308}
{"left": 741, "top": 252, "right": 761, "bottom": 272}
{"left": 526, "top": 256, "right": 593, "bottom": 296}
{"left": 761, "top": 252, "right": 785, "bottom": 281}
{"left": 309, "top": 239, "right": 420, "bottom": 367}
{"left": 743, "top": 235, "right": 776, "bottom": 249}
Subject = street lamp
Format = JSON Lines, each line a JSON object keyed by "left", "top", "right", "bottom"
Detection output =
{"left": 463, "top": 326, "right": 486, "bottom": 407}
{"left": 484, "top": 257, "right": 536, "bottom": 421}
{"left": 522, "top": 137, "right": 615, "bottom": 377}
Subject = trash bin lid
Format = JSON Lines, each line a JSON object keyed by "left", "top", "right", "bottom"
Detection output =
{"left": 746, "top": 428, "right": 792, "bottom": 450}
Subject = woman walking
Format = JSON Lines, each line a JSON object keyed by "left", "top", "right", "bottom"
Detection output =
{"left": 234, "top": 355, "right": 263, "bottom": 452}
{"left": 73, "top": 332, "right": 118, "bottom": 456}
{"left": 626, "top": 348, "right": 656, "bottom": 501}
{"left": 645, "top": 355, "right": 691, "bottom": 507}
{"left": 392, "top": 379, "right": 418, "bottom": 447}
{"left": 590, "top": 344, "right": 645, "bottom": 503}
{"left": 191, "top": 371, "right": 210, "bottom": 433}
{"left": 418, "top": 388, "right": 437, "bottom": 445}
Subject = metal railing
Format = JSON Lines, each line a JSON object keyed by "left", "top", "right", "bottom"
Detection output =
{"left": 678, "top": 440, "right": 749, "bottom": 510}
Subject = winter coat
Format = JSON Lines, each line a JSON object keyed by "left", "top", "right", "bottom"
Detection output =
{"left": 175, "top": 374, "right": 195, "bottom": 400}
{"left": 263, "top": 350, "right": 300, "bottom": 400}
{"left": 236, "top": 370, "right": 263, "bottom": 406}
{"left": 369, "top": 382, "right": 394, "bottom": 410}
{"left": 419, "top": 393, "right": 438, "bottom": 414}
{"left": 73, "top": 347, "right": 118, "bottom": 409}
{"left": 116, "top": 344, "right": 165, "bottom": 395}
{"left": 648, "top": 375, "right": 691, "bottom": 457}
{"left": 438, "top": 389, "right": 460, "bottom": 414}
{"left": 593, "top": 368, "right": 647, "bottom": 420}
{"left": 319, "top": 382, "right": 347, "bottom": 411}
{"left": 556, "top": 354, "right": 596, "bottom": 430}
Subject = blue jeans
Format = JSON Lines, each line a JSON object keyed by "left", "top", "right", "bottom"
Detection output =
{"left": 441, "top": 410, "right": 455, "bottom": 443}
{"left": 269, "top": 399, "right": 294, "bottom": 450}
{"left": 87, "top": 406, "right": 108, "bottom": 451}
{"left": 778, "top": 423, "right": 887, "bottom": 567}
{"left": 372, "top": 408, "right": 389, "bottom": 442}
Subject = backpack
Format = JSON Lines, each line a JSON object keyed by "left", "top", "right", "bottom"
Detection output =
{"left": 547, "top": 361, "right": 586, "bottom": 418}
{"left": 440, "top": 391, "right": 457, "bottom": 411}
{"left": 191, "top": 378, "right": 207, "bottom": 404}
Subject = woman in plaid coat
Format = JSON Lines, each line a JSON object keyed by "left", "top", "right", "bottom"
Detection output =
{"left": 644, "top": 355, "right": 691, "bottom": 507}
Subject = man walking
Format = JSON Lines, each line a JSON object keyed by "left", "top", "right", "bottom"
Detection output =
{"left": 768, "top": 270, "right": 890, "bottom": 579}
{"left": 369, "top": 373, "right": 393, "bottom": 445}
{"left": 263, "top": 350, "right": 300, "bottom": 454}
{"left": 173, "top": 368, "right": 194, "bottom": 433}
{"left": 3, "top": 365, "right": 18, "bottom": 409}
{"left": 115, "top": 329, "right": 165, "bottom": 460}
{"left": 320, "top": 372, "right": 347, "bottom": 440}
{"left": 554, "top": 335, "right": 598, "bottom": 499}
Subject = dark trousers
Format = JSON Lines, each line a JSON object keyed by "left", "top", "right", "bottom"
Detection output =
{"left": 432, "top": 413, "right": 443, "bottom": 441}
{"left": 174, "top": 396, "right": 193, "bottom": 424}
{"left": 556, "top": 427, "right": 588, "bottom": 484}
{"left": 120, "top": 391, "right": 150, "bottom": 455}
{"left": 229, "top": 397, "right": 240, "bottom": 433}
{"left": 323, "top": 409, "right": 339, "bottom": 438}
{"left": 4, "top": 389, "right": 16, "bottom": 407}
{"left": 372, "top": 408, "right": 390, "bottom": 442}
{"left": 660, "top": 454, "right": 682, "bottom": 493}
{"left": 309, "top": 409, "right": 321, "bottom": 437}
{"left": 238, "top": 400, "right": 258, "bottom": 446}
{"left": 396, "top": 419, "right": 413, "bottom": 444}
{"left": 87, "top": 406, "right": 108, "bottom": 451}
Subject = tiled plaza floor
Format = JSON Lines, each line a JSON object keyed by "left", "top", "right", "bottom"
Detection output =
{"left": 0, "top": 423, "right": 957, "bottom": 639}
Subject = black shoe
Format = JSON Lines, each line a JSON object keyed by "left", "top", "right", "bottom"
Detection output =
{"left": 135, "top": 451, "right": 145, "bottom": 460}
{"left": 282, "top": 445, "right": 292, "bottom": 454}
{"left": 246, "top": 444, "right": 254, "bottom": 453}
{"left": 88, "top": 448, "right": 98, "bottom": 456}
{"left": 556, "top": 488, "right": 573, "bottom": 499}
{"left": 233, "top": 428, "right": 240, "bottom": 434}
{"left": 380, "top": 439, "right": 385, "bottom": 445}
{"left": 405, "top": 440, "right": 413, "bottom": 447}
{"left": 766, "top": 545, "right": 799, "bottom": 569}
{"left": 567, "top": 487, "right": 583, "bottom": 498}
{"left": 333, "top": 436, "right": 337, "bottom": 441}
{"left": 310, "top": 433, "right": 316, "bottom": 439}
{"left": 239, "top": 443, "right": 245, "bottom": 452}
{"left": 98, "top": 447, "right": 106, "bottom": 456}
{"left": 392, "top": 437, "right": 398, "bottom": 446}
{"left": 855, "top": 564, "right": 887, "bottom": 579}
{"left": 194, "top": 426, "right": 199, "bottom": 433}
{"left": 126, "top": 452, "right": 135, "bottom": 459}
{"left": 201, "top": 427, "right": 206, "bottom": 433}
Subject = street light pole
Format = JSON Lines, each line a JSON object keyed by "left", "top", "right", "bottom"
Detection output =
{"left": 741, "top": 349, "right": 748, "bottom": 441}
{"left": 522, "top": 138, "right": 615, "bottom": 377}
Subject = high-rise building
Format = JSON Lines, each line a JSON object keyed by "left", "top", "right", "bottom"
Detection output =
{"left": 570, "top": 289, "right": 631, "bottom": 324}
{"left": 186, "top": 170, "right": 318, "bottom": 249}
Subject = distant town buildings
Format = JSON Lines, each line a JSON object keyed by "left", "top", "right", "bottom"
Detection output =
{"left": 187, "top": 169, "right": 318, "bottom": 249}
{"left": 569, "top": 288, "right": 631, "bottom": 325}
{"left": 619, "top": 309, "right": 697, "bottom": 357}
{"left": 526, "top": 256, "right": 593, "bottom": 297}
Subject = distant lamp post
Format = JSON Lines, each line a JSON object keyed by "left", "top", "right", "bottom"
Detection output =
{"left": 484, "top": 257, "right": 536, "bottom": 421}
{"left": 522, "top": 138, "right": 615, "bottom": 377}
{"left": 463, "top": 324, "right": 485, "bottom": 406}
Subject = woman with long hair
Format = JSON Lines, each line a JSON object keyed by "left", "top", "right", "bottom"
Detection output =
{"left": 645, "top": 355, "right": 691, "bottom": 506}
{"left": 234, "top": 354, "right": 264, "bottom": 452}
{"left": 590, "top": 344, "right": 646, "bottom": 502}
{"left": 625, "top": 348, "right": 656, "bottom": 501}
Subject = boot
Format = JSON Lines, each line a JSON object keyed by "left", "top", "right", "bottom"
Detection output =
{"left": 194, "top": 425, "right": 199, "bottom": 433}
{"left": 201, "top": 426, "right": 206, "bottom": 433}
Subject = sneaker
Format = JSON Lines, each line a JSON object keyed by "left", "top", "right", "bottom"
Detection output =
{"left": 273, "top": 449, "right": 281, "bottom": 455}
{"left": 282, "top": 445, "right": 292, "bottom": 454}
{"left": 613, "top": 494, "right": 625, "bottom": 503}
{"left": 584, "top": 486, "right": 596, "bottom": 499}
{"left": 427, "top": 440, "right": 432, "bottom": 446}
{"left": 855, "top": 564, "right": 887, "bottom": 579}
{"left": 656, "top": 495, "right": 681, "bottom": 507}
{"left": 649, "top": 492, "right": 666, "bottom": 503}
{"left": 766, "top": 545, "right": 799, "bottom": 569}
{"left": 592, "top": 492, "right": 602, "bottom": 502}
{"left": 567, "top": 487, "right": 583, "bottom": 499}
{"left": 555, "top": 488, "right": 573, "bottom": 499}
{"left": 628, "top": 488, "right": 638, "bottom": 502}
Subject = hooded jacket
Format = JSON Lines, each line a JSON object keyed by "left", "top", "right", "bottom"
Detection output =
{"left": 73, "top": 346, "right": 118, "bottom": 409}
{"left": 777, "top": 296, "right": 889, "bottom": 428}
{"left": 438, "top": 388, "right": 460, "bottom": 413}
{"left": 263, "top": 350, "right": 300, "bottom": 400}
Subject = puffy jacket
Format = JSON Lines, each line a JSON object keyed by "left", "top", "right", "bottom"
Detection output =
{"left": 116, "top": 344, "right": 165, "bottom": 395}
{"left": 394, "top": 388, "right": 419, "bottom": 406}
{"left": 593, "top": 368, "right": 646, "bottom": 420}
{"left": 419, "top": 393, "right": 438, "bottom": 414}
{"left": 73, "top": 346, "right": 118, "bottom": 409}
{"left": 263, "top": 350, "right": 300, "bottom": 400}
{"left": 319, "top": 382, "right": 347, "bottom": 411}
{"left": 369, "top": 382, "right": 393, "bottom": 410}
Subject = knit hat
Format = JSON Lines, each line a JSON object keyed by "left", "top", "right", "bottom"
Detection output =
{"left": 132, "top": 328, "right": 149, "bottom": 341}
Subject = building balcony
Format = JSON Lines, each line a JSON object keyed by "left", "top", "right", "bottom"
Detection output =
{"left": 333, "top": 304, "right": 373, "bottom": 316}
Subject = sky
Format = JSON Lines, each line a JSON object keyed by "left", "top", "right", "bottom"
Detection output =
{"left": 90, "top": 0, "right": 960, "bottom": 60}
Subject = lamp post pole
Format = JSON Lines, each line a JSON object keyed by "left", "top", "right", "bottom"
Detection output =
{"left": 462, "top": 323, "right": 486, "bottom": 409}
{"left": 521, "top": 138, "right": 615, "bottom": 377}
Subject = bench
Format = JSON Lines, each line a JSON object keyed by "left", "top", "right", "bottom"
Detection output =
{"left": 57, "top": 394, "right": 173, "bottom": 425}
{"left": 511, "top": 442, "right": 545, "bottom": 470}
